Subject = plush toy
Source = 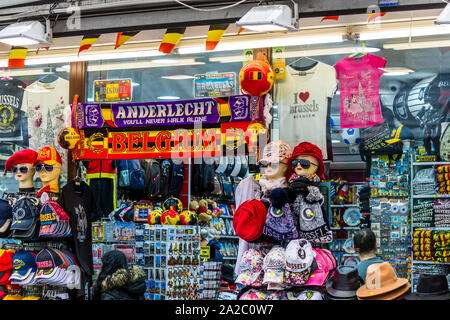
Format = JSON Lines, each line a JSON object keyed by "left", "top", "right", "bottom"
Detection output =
{"left": 189, "top": 200, "right": 199, "bottom": 212}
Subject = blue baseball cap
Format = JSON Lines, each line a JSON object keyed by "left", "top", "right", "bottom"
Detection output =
{"left": 0, "top": 199, "right": 12, "bottom": 234}
{"left": 10, "top": 250, "right": 37, "bottom": 280}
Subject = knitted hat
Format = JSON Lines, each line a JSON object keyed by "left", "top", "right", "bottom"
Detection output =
{"left": 233, "top": 199, "right": 267, "bottom": 242}
{"left": 4, "top": 149, "right": 38, "bottom": 172}
{"left": 287, "top": 142, "right": 325, "bottom": 180}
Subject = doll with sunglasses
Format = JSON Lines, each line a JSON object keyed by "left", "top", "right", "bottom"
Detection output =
{"left": 4, "top": 149, "right": 38, "bottom": 193}
{"left": 274, "top": 142, "right": 333, "bottom": 244}
{"left": 35, "top": 146, "right": 63, "bottom": 198}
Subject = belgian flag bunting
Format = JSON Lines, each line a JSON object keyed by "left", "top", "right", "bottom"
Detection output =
{"left": 206, "top": 24, "right": 229, "bottom": 51}
{"left": 158, "top": 27, "right": 186, "bottom": 54}
{"left": 78, "top": 34, "right": 101, "bottom": 55}
{"left": 115, "top": 31, "right": 140, "bottom": 49}
{"left": 8, "top": 46, "right": 27, "bottom": 68}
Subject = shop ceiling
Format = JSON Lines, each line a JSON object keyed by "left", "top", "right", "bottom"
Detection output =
{"left": 0, "top": 0, "right": 447, "bottom": 36}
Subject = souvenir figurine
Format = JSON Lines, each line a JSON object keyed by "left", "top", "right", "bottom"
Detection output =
{"left": 4, "top": 149, "right": 38, "bottom": 193}
{"left": 35, "top": 146, "right": 63, "bottom": 197}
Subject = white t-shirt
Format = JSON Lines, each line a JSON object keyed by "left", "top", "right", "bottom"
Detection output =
{"left": 21, "top": 77, "right": 70, "bottom": 183}
{"left": 274, "top": 62, "right": 337, "bottom": 159}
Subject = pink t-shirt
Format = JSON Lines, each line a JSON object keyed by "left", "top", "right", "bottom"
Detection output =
{"left": 334, "top": 53, "right": 386, "bottom": 128}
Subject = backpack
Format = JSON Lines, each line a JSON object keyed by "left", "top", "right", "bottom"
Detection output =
{"left": 191, "top": 161, "right": 215, "bottom": 196}
{"left": 359, "top": 106, "right": 403, "bottom": 162}
{"left": 140, "top": 159, "right": 161, "bottom": 198}
{"left": 118, "top": 160, "right": 145, "bottom": 191}
{"left": 168, "top": 162, "right": 185, "bottom": 197}
{"left": 221, "top": 175, "right": 234, "bottom": 199}
{"left": 160, "top": 159, "right": 173, "bottom": 198}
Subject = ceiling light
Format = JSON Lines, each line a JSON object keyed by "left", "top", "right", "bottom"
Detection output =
{"left": 236, "top": 3, "right": 299, "bottom": 32}
{"left": 0, "top": 20, "right": 52, "bottom": 47}
{"left": 435, "top": 2, "right": 450, "bottom": 25}
{"left": 351, "top": 46, "right": 381, "bottom": 53}
{"left": 178, "top": 34, "right": 343, "bottom": 55}
{"left": 383, "top": 39, "right": 450, "bottom": 50}
{"left": 380, "top": 67, "right": 414, "bottom": 76}
{"left": 132, "top": 82, "right": 140, "bottom": 86}
{"left": 161, "top": 75, "right": 196, "bottom": 80}
{"left": 157, "top": 96, "right": 180, "bottom": 100}
{"left": 360, "top": 25, "right": 450, "bottom": 41}
{"left": 152, "top": 59, "right": 178, "bottom": 64}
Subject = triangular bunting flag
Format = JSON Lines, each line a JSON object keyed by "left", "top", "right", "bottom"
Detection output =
{"left": 158, "top": 27, "right": 186, "bottom": 54}
{"left": 115, "top": 31, "right": 139, "bottom": 49}
{"left": 78, "top": 34, "right": 100, "bottom": 55}
{"left": 237, "top": 27, "right": 245, "bottom": 35}
{"left": 8, "top": 46, "right": 27, "bottom": 68}
{"left": 36, "top": 37, "right": 56, "bottom": 54}
{"left": 206, "top": 24, "right": 229, "bottom": 51}
{"left": 368, "top": 12, "right": 386, "bottom": 23}
{"left": 321, "top": 16, "right": 340, "bottom": 22}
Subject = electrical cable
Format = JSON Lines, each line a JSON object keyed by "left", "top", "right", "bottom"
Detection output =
{"left": 172, "top": 0, "right": 248, "bottom": 12}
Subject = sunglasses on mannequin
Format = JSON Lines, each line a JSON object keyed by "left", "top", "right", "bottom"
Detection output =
{"left": 290, "top": 159, "right": 318, "bottom": 170}
{"left": 35, "top": 164, "right": 61, "bottom": 173}
{"left": 259, "top": 161, "right": 287, "bottom": 168}
{"left": 12, "top": 166, "right": 34, "bottom": 174}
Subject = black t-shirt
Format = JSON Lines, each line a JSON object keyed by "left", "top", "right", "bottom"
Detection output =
{"left": 58, "top": 180, "right": 96, "bottom": 276}
{"left": 0, "top": 79, "right": 27, "bottom": 142}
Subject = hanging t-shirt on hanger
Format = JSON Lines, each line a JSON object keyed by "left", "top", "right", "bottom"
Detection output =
{"left": 334, "top": 53, "right": 386, "bottom": 128}
{"left": 274, "top": 62, "right": 337, "bottom": 160}
{"left": 0, "top": 78, "right": 28, "bottom": 144}
{"left": 20, "top": 77, "right": 69, "bottom": 182}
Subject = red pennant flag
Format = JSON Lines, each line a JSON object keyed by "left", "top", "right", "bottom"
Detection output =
{"left": 321, "top": 16, "right": 340, "bottom": 22}
{"left": 115, "top": 31, "right": 139, "bottom": 49}
{"left": 237, "top": 27, "right": 246, "bottom": 35}
{"left": 78, "top": 34, "right": 100, "bottom": 55}
{"left": 8, "top": 47, "right": 27, "bottom": 68}
{"left": 206, "top": 24, "right": 229, "bottom": 51}
{"left": 368, "top": 12, "right": 386, "bottom": 23}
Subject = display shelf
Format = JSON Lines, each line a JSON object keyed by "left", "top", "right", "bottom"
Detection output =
{"left": 330, "top": 204, "right": 359, "bottom": 207}
{"left": 412, "top": 260, "right": 450, "bottom": 265}
{"left": 221, "top": 216, "right": 234, "bottom": 219}
{"left": 412, "top": 194, "right": 450, "bottom": 199}
{"left": 219, "top": 235, "right": 239, "bottom": 239}
{"left": 331, "top": 226, "right": 360, "bottom": 230}
{"left": 412, "top": 161, "right": 450, "bottom": 166}
{"left": 413, "top": 227, "right": 450, "bottom": 231}
{"left": 223, "top": 256, "right": 237, "bottom": 260}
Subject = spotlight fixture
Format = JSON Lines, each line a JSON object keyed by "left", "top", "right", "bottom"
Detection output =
{"left": 0, "top": 20, "right": 52, "bottom": 47}
{"left": 435, "top": 0, "right": 450, "bottom": 24}
{"left": 236, "top": 1, "right": 299, "bottom": 32}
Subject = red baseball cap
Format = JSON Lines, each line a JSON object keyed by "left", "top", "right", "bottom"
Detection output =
{"left": 233, "top": 200, "right": 267, "bottom": 242}
{"left": 4, "top": 149, "right": 38, "bottom": 172}
{"left": 36, "top": 146, "right": 62, "bottom": 166}
{"left": 287, "top": 142, "right": 325, "bottom": 180}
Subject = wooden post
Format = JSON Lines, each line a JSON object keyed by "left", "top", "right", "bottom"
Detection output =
{"left": 67, "top": 61, "right": 86, "bottom": 181}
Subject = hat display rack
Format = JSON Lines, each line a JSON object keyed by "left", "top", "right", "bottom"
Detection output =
{"left": 0, "top": 146, "right": 77, "bottom": 300}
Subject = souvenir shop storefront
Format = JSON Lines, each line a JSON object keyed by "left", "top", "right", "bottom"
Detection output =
{"left": 0, "top": 3, "right": 450, "bottom": 301}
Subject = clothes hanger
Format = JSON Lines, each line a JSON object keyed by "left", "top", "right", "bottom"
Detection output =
{"left": 287, "top": 56, "right": 319, "bottom": 74}
{"left": 348, "top": 40, "right": 368, "bottom": 59}
{"left": 38, "top": 67, "right": 59, "bottom": 84}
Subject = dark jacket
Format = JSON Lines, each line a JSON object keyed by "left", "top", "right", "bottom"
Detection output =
{"left": 100, "top": 265, "right": 147, "bottom": 300}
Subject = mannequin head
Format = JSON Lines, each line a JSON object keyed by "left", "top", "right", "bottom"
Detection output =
{"left": 287, "top": 142, "right": 325, "bottom": 181}
{"left": 4, "top": 149, "right": 38, "bottom": 190}
{"left": 36, "top": 146, "right": 62, "bottom": 189}
{"left": 257, "top": 140, "right": 291, "bottom": 180}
